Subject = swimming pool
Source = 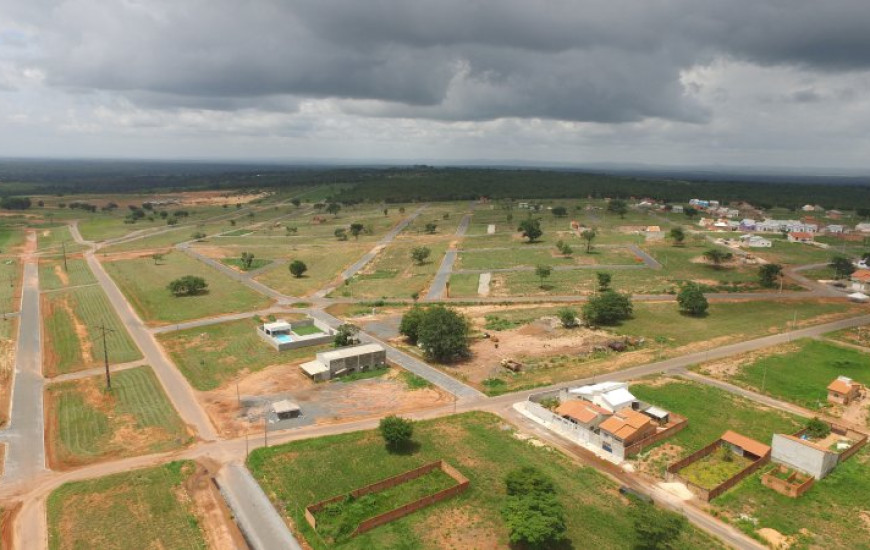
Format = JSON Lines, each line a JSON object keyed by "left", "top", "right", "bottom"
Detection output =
{"left": 273, "top": 333, "right": 294, "bottom": 343}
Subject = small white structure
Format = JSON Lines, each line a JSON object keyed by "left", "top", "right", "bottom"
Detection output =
{"left": 671, "top": 205, "right": 684, "bottom": 214}
{"left": 271, "top": 399, "right": 301, "bottom": 420}
{"left": 848, "top": 292, "right": 869, "bottom": 303}
{"left": 565, "top": 381, "right": 637, "bottom": 412}
{"left": 300, "top": 343, "right": 387, "bottom": 381}
{"left": 856, "top": 222, "right": 870, "bottom": 233}
{"left": 739, "top": 234, "right": 772, "bottom": 248}
{"left": 258, "top": 317, "right": 335, "bottom": 351}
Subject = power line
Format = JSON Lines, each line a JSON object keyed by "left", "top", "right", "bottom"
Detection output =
{"left": 96, "top": 322, "right": 117, "bottom": 390}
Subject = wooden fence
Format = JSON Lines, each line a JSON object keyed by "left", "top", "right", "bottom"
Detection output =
{"left": 304, "top": 460, "right": 469, "bottom": 536}
{"left": 667, "top": 438, "right": 771, "bottom": 501}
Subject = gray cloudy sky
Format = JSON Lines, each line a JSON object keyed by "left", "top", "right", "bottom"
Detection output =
{"left": 2, "top": 1, "right": 870, "bottom": 168}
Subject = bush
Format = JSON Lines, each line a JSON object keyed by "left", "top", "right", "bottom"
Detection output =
{"left": 399, "top": 306, "right": 426, "bottom": 343}
{"left": 333, "top": 323, "right": 359, "bottom": 347}
{"left": 583, "top": 290, "right": 633, "bottom": 326}
{"left": 758, "top": 263, "right": 783, "bottom": 288}
{"left": 677, "top": 283, "right": 708, "bottom": 316}
{"left": 629, "top": 502, "right": 687, "bottom": 550}
{"left": 557, "top": 307, "right": 578, "bottom": 328}
{"left": 378, "top": 415, "right": 414, "bottom": 451}
{"left": 167, "top": 275, "right": 208, "bottom": 296}
{"left": 805, "top": 418, "right": 831, "bottom": 439}
{"left": 288, "top": 260, "right": 307, "bottom": 278}
{"left": 501, "top": 467, "right": 566, "bottom": 549}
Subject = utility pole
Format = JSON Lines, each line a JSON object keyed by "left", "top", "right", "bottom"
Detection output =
{"left": 61, "top": 241, "right": 68, "bottom": 272}
{"left": 97, "top": 323, "right": 116, "bottom": 390}
{"left": 263, "top": 411, "right": 268, "bottom": 448}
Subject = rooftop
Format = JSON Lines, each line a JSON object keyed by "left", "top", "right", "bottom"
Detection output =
{"left": 555, "top": 401, "right": 609, "bottom": 424}
{"left": 599, "top": 409, "right": 651, "bottom": 441}
{"left": 721, "top": 430, "right": 770, "bottom": 457}
{"left": 318, "top": 343, "right": 385, "bottom": 361}
{"left": 828, "top": 376, "right": 860, "bottom": 394}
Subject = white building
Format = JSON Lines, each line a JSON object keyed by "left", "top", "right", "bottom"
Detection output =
{"left": 564, "top": 381, "right": 637, "bottom": 412}
{"left": 300, "top": 343, "right": 387, "bottom": 381}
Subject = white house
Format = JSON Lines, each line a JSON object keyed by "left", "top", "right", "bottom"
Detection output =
{"left": 739, "top": 234, "right": 772, "bottom": 247}
{"left": 565, "top": 381, "right": 637, "bottom": 412}
{"left": 258, "top": 317, "right": 335, "bottom": 351}
{"left": 671, "top": 205, "right": 684, "bottom": 214}
{"left": 856, "top": 223, "right": 870, "bottom": 233}
{"left": 300, "top": 343, "right": 387, "bottom": 381}
{"left": 851, "top": 271, "right": 870, "bottom": 292}
{"left": 825, "top": 224, "right": 845, "bottom": 234}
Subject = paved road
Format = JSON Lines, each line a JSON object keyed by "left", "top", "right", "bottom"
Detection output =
{"left": 426, "top": 211, "right": 473, "bottom": 300}
{"left": 309, "top": 310, "right": 485, "bottom": 400}
{"left": 216, "top": 462, "right": 303, "bottom": 550}
{"left": 453, "top": 262, "right": 648, "bottom": 275}
{"left": 340, "top": 205, "right": 428, "bottom": 282}
{"left": 85, "top": 251, "right": 219, "bottom": 440}
{"left": 628, "top": 244, "right": 663, "bottom": 269}
{"left": 150, "top": 306, "right": 307, "bottom": 335}
{"left": 2, "top": 261, "right": 47, "bottom": 484}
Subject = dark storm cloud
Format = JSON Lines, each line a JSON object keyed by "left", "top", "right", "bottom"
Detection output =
{"left": 22, "top": 0, "right": 870, "bottom": 122}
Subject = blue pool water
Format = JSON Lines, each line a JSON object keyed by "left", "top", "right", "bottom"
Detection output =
{"left": 273, "top": 334, "right": 294, "bottom": 343}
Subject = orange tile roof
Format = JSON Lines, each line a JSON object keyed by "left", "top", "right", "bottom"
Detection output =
{"left": 828, "top": 378, "right": 860, "bottom": 394}
{"left": 721, "top": 430, "right": 770, "bottom": 457}
{"left": 599, "top": 409, "right": 652, "bottom": 441}
{"left": 852, "top": 271, "right": 870, "bottom": 282}
{"left": 555, "top": 401, "right": 609, "bottom": 424}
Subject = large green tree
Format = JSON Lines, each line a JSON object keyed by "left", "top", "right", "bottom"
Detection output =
{"left": 582, "top": 290, "right": 633, "bottom": 326}
{"left": 607, "top": 199, "right": 628, "bottom": 218}
{"left": 829, "top": 255, "right": 856, "bottom": 279}
{"left": 416, "top": 305, "right": 471, "bottom": 363}
{"left": 677, "top": 283, "right": 708, "bottom": 316}
{"left": 702, "top": 248, "right": 733, "bottom": 268}
{"left": 668, "top": 227, "right": 685, "bottom": 246}
{"left": 378, "top": 415, "right": 414, "bottom": 451}
{"left": 167, "top": 275, "right": 208, "bottom": 296}
{"left": 518, "top": 218, "right": 543, "bottom": 243}
{"left": 758, "top": 263, "right": 783, "bottom": 288}
{"left": 629, "top": 503, "right": 687, "bottom": 550}
{"left": 501, "top": 467, "right": 566, "bottom": 549}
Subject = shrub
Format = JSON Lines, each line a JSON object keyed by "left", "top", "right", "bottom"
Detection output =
{"left": 378, "top": 415, "right": 414, "bottom": 451}
{"left": 677, "top": 283, "right": 709, "bottom": 316}
{"left": 582, "top": 290, "right": 633, "bottom": 326}
{"left": 288, "top": 260, "right": 307, "bottom": 278}
{"left": 805, "top": 418, "right": 831, "bottom": 439}
{"left": 167, "top": 275, "right": 208, "bottom": 297}
{"left": 501, "top": 467, "right": 566, "bottom": 549}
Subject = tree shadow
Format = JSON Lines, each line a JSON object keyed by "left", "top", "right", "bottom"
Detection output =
{"left": 386, "top": 440, "right": 421, "bottom": 456}
{"left": 538, "top": 284, "right": 555, "bottom": 291}
{"left": 509, "top": 539, "right": 575, "bottom": 550}
{"left": 678, "top": 310, "right": 709, "bottom": 319}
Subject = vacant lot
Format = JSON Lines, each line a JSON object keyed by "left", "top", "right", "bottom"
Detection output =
{"left": 0, "top": 259, "right": 21, "bottom": 313}
{"left": 827, "top": 325, "right": 870, "bottom": 348}
{"left": 102, "top": 252, "right": 271, "bottom": 324}
{"left": 47, "top": 460, "right": 245, "bottom": 550}
{"left": 678, "top": 449, "right": 754, "bottom": 489}
{"left": 42, "top": 285, "right": 141, "bottom": 376}
{"left": 630, "top": 378, "right": 802, "bottom": 475}
{"left": 157, "top": 315, "right": 325, "bottom": 391}
{"left": 36, "top": 226, "right": 86, "bottom": 253}
{"left": 439, "top": 299, "right": 862, "bottom": 394}
{"left": 696, "top": 339, "right": 870, "bottom": 411}
{"left": 335, "top": 239, "right": 450, "bottom": 299}
{"left": 249, "top": 412, "right": 720, "bottom": 550}
{"left": 715, "top": 448, "right": 870, "bottom": 550}
{"left": 252, "top": 242, "right": 369, "bottom": 297}
{"left": 39, "top": 256, "right": 96, "bottom": 291}
{"left": 45, "top": 366, "right": 191, "bottom": 468}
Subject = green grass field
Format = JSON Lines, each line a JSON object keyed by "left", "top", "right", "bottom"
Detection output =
{"left": 700, "top": 339, "right": 870, "bottom": 410}
{"left": 630, "top": 379, "right": 802, "bottom": 458}
{"left": 0, "top": 226, "right": 26, "bottom": 252}
{"left": 715, "top": 448, "right": 870, "bottom": 549}
{"left": 102, "top": 252, "right": 271, "bottom": 324}
{"left": 678, "top": 449, "right": 753, "bottom": 489}
{"left": 457, "top": 246, "right": 637, "bottom": 270}
{"left": 334, "top": 239, "right": 450, "bottom": 299}
{"left": 47, "top": 461, "right": 208, "bottom": 550}
{"left": 39, "top": 256, "right": 97, "bottom": 291}
{"left": 157, "top": 316, "right": 327, "bottom": 390}
{"left": 248, "top": 412, "right": 721, "bottom": 550}
{"left": 0, "top": 259, "right": 20, "bottom": 313}
{"left": 46, "top": 367, "right": 190, "bottom": 467}
{"left": 253, "top": 242, "right": 369, "bottom": 297}
{"left": 42, "top": 285, "right": 141, "bottom": 376}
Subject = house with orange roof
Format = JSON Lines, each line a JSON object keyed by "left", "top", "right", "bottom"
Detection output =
{"left": 599, "top": 409, "right": 657, "bottom": 453}
{"left": 787, "top": 231, "right": 815, "bottom": 243}
{"left": 851, "top": 270, "right": 870, "bottom": 293}
{"left": 827, "top": 376, "right": 862, "bottom": 405}
{"left": 555, "top": 401, "right": 609, "bottom": 429}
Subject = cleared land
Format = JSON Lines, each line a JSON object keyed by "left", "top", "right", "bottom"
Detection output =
{"left": 416, "top": 299, "right": 863, "bottom": 394}
{"left": 249, "top": 412, "right": 720, "bottom": 550}
{"left": 156, "top": 315, "right": 322, "bottom": 391}
{"left": 678, "top": 449, "right": 753, "bottom": 489}
{"left": 0, "top": 259, "right": 21, "bottom": 314}
{"left": 102, "top": 251, "right": 271, "bottom": 324}
{"left": 45, "top": 366, "right": 191, "bottom": 468}
{"left": 42, "top": 285, "right": 141, "bottom": 376}
{"left": 47, "top": 460, "right": 245, "bottom": 550}
{"left": 695, "top": 339, "right": 870, "bottom": 411}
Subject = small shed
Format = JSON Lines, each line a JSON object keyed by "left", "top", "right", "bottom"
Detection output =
{"left": 721, "top": 430, "right": 771, "bottom": 460}
{"left": 272, "top": 399, "right": 301, "bottom": 420}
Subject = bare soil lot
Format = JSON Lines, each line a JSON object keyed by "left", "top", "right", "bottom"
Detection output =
{"left": 200, "top": 362, "right": 452, "bottom": 437}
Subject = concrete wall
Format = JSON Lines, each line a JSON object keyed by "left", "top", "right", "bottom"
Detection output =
{"left": 771, "top": 435, "right": 838, "bottom": 479}
{"left": 257, "top": 318, "right": 335, "bottom": 351}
